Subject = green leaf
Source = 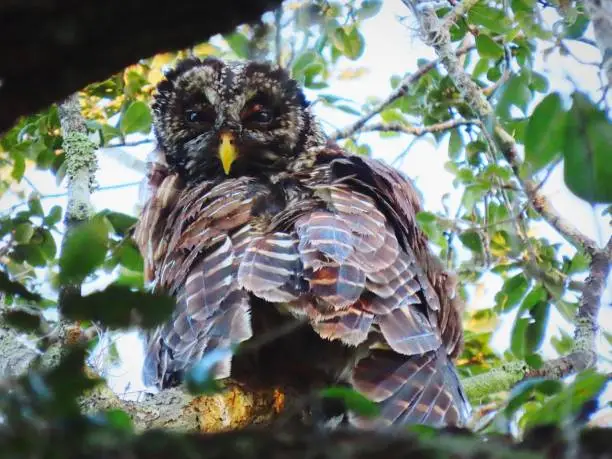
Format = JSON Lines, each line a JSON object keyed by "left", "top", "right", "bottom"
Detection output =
{"left": 511, "top": 316, "right": 529, "bottom": 358}
{"left": 117, "top": 242, "right": 144, "bottom": 272}
{"left": 357, "top": 0, "right": 382, "bottom": 20}
{"left": 448, "top": 129, "right": 463, "bottom": 159}
{"left": 525, "top": 301, "right": 550, "bottom": 354}
{"left": 332, "top": 26, "right": 365, "bottom": 60}
{"left": 100, "top": 409, "right": 134, "bottom": 433}
{"left": 529, "top": 72, "right": 549, "bottom": 93}
{"left": 59, "top": 218, "right": 109, "bottom": 283}
{"left": 495, "top": 274, "right": 529, "bottom": 312}
{"left": 10, "top": 244, "right": 47, "bottom": 267}
{"left": 14, "top": 222, "right": 34, "bottom": 244}
{"left": 62, "top": 284, "right": 174, "bottom": 329}
{"left": 520, "top": 285, "right": 547, "bottom": 311}
{"left": 459, "top": 230, "right": 483, "bottom": 254}
{"left": 43, "top": 345, "right": 102, "bottom": 415}
{"left": 415, "top": 211, "right": 442, "bottom": 241}
{"left": 551, "top": 330, "right": 574, "bottom": 355}
{"left": 11, "top": 153, "right": 25, "bottom": 181}
{"left": 320, "top": 386, "right": 379, "bottom": 418}
{"left": 468, "top": 3, "right": 512, "bottom": 33}
{"left": 292, "top": 51, "right": 317, "bottom": 76}
{"left": 496, "top": 73, "right": 532, "bottom": 117}
{"left": 225, "top": 32, "right": 249, "bottom": 58}
{"left": 490, "top": 230, "right": 512, "bottom": 257}
{"left": 555, "top": 299, "right": 578, "bottom": 324}
{"left": 525, "top": 353, "right": 544, "bottom": 369}
{"left": 2, "top": 309, "right": 41, "bottom": 331}
{"left": 476, "top": 34, "right": 504, "bottom": 59}
{"left": 487, "top": 66, "right": 502, "bottom": 82}
{"left": 28, "top": 197, "right": 44, "bottom": 216}
{"left": 0, "top": 271, "right": 41, "bottom": 301}
{"left": 563, "top": 92, "right": 612, "bottom": 203}
{"left": 564, "top": 12, "right": 589, "bottom": 39}
{"left": 291, "top": 51, "right": 325, "bottom": 88}
{"left": 568, "top": 252, "right": 590, "bottom": 274}
{"left": 506, "top": 378, "right": 563, "bottom": 416}
{"left": 523, "top": 370, "right": 607, "bottom": 429}
{"left": 472, "top": 58, "right": 490, "bottom": 79}
{"left": 38, "top": 228, "right": 57, "bottom": 261}
{"left": 380, "top": 109, "right": 406, "bottom": 124}
{"left": 524, "top": 93, "right": 566, "bottom": 173}
{"left": 44, "top": 205, "right": 63, "bottom": 226}
{"left": 120, "top": 101, "right": 152, "bottom": 135}
{"left": 415, "top": 211, "right": 437, "bottom": 224}
{"left": 100, "top": 210, "right": 137, "bottom": 237}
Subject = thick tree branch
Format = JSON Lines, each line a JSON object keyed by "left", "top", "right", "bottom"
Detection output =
{"left": 406, "top": 0, "right": 611, "bottom": 398}
{"left": 3, "top": 422, "right": 611, "bottom": 459}
{"left": 56, "top": 94, "right": 98, "bottom": 321}
{"left": 0, "top": 1, "right": 281, "bottom": 134}
{"left": 58, "top": 94, "right": 97, "bottom": 222}
{"left": 0, "top": 315, "right": 39, "bottom": 380}
{"left": 81, "top": 382, "right": 288, "bottom": 433}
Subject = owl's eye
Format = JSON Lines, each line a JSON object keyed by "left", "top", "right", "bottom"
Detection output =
{"left": 243, "top": 104, "right": 273, "bottom": 125}
{"left": 185, "top": 108, "right": 215, "bottom": 124}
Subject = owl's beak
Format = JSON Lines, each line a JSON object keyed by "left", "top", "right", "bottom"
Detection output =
{"left": 218, "top": 132, "right": 237, "bottom": 175}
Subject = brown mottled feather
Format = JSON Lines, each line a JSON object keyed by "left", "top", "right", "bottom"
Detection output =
{"left": 136, "top": 143, "right": 468, "bottom": 428}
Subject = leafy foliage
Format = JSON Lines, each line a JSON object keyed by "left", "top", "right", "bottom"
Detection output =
{"left": 0, "top": 0, "right": 609, "bottom": 452}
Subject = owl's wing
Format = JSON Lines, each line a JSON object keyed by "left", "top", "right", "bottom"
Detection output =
{"left": 237, "top": 152, "right": 469, "bottom": 427}
{"left": 136, "top": 174, "right": 257, "bottom": 388}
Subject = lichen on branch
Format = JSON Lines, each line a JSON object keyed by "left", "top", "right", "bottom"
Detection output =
{"left": 58, "top": 94, "right": 98, "bottom": 222}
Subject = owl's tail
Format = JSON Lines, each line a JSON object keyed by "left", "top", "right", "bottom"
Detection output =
{"left": 350, "top": 348, "right": 470, "bottom": 427}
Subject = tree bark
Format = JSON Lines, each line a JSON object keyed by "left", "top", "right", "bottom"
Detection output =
{"left": 4, "top": 423, "right": 611, "bottom": 459}
{"left": 0, "top": 0, "right": 281, "bottom": 134}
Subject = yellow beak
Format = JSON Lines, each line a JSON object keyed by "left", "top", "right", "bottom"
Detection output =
{"left": 219, "top": 132, "right": 237, "bottom": 175}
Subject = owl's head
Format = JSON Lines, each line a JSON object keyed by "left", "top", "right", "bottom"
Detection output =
{"left": 151, "top": 57, "right": 326, "bottom": 182}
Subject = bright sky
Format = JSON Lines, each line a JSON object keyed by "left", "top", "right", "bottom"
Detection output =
{"left": 1, "top": 0, "right": 610, "bottom": 414}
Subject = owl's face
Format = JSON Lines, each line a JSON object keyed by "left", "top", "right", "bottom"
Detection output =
{"left": 152, "top": 57, "right": 325, "bottom": 182}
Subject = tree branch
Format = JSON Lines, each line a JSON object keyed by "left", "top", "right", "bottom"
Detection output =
{"left": 330, "top": 45, "right": 488, "bottom": 140}
{"left": 583, "top": 0, "right": 612, "bottom": 88}
{"left": 336, "top": 118, "right": 480, "bottom": 138}
{"left": 0, "top": 1, "right": 282, "bottom": 134}
{"left": 406, "top": 0, "right": 611, "bottom": 398}
{"left": 58, "top": 94, "right": 97, "bottom": 223}
{"left": 81, "top": 382, "right": 283, "bottom": 433}
{"left": 404, "top": 0, "right": 600, "bottom": 256}
{"left": 4, "top": 420, "right": 611, "bottom": 459}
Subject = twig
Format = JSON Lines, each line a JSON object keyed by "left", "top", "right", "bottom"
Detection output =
{"left": 331, "top": 43, "right": 485, "bottom": 140}
{"left": 1, "top": 182, "right": 139, "bottom": 216}
{"left": 338, "top": 118, "right": 480, "bottom": 138}
{"left": 105, "top": 139, "right": 153, "bottom": 148}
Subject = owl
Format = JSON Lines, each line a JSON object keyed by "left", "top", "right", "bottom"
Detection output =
{"left": 134, "top": 57, "right": 470, "bottom": 428}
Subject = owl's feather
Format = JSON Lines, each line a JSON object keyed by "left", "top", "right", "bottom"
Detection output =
{"left": 135, "top": 57, "right": 469, "bottom": 428}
